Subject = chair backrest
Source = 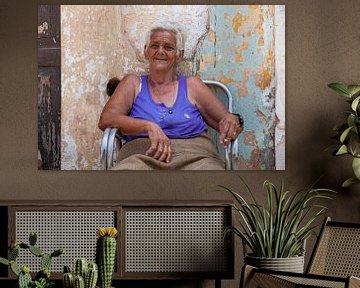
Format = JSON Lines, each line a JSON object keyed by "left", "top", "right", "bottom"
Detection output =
{"left": 100, "top": 79, "right": 239, "bottom": 170}
{"left": 307, "top": 217, "right": 360, "bottom": 278}
{"left": 203, "top": 80, "right": 238, "bottom": 170}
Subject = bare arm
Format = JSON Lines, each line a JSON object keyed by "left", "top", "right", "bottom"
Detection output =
{"left": 187, "top": 76, "right": 243, "bottom": 148}
{"left": 98, "top": 74, "right": 172, "bottom": 163}
{"left": 99, "top": 74, "right": 147, "bottom": 133}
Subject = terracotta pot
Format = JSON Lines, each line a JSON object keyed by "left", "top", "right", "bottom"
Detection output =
{"left": 245, "top": 254, "right": 305, "bottom": 273}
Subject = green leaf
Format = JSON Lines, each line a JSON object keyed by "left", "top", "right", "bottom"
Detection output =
{"left": 352, "top": 157, "right": 360, "bottom": 179}
{"left": 347, "top": 114, "right": 356, "bottom": 128}
{"left": 349, "top": 135, "right": 360, "bottom": 156}
{"left": 0, "top": 257, "right": 9, "bottom": 266}
{"left": 29, "top": 246, "right": 44, "bottom": 257}
{"left": 10, "top": 261, "right": 20, "bottom": 276}
{"left": 8, "top": 247, "right": 19, "bottom": 261}
{"left": 340, "top": 126, "right": 353, "bottom": 143}
{"left": 328, "top": 83, "right": 352, "bottom": 97}
{"left": 19, "top": 243, "right": 29, "bottom": 249}
{"left": 336, "top": 144, "right": 348, "bottom": 155}
{"left": 351, "top": 96, "right": 360, "bottom": 111}
{"left": 347, "top": 85, "right": 360, "bottom": 97}
{"left": 342, "top": 177, "right": 360, "bottom": 188}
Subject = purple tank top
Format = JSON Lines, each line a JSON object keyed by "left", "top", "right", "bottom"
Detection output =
{"left": 126, "top": 75, "right": 207, "bottom": 141}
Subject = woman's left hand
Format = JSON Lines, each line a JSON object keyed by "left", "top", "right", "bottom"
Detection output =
{"left": 219, "top": 113, "right": 243, "bottom": 148}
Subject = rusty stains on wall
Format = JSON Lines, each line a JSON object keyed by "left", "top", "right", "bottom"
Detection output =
{"left": 255, "top": 67, "right": 273, "bottom": 90}
{"left": 194, "top": 5, "right": 280, "bottom": 170}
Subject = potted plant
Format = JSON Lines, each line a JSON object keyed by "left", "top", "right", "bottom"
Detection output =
{"left": 0, "top": 232, "right": 64, "bottom": 288}
{"left": 221, "top": 178, "right": 335, "bottom": 273}
{"left": 328, "top": 82, "right": 360, "bottom": 187}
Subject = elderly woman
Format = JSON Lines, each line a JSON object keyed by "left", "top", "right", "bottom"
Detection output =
{"left": 98, "top": 22, "right": 243, "bottom": 170}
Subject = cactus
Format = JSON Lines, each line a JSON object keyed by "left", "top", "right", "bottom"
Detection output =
{"left": 41, "top": 253, "right": 52, "bottom": 270}
{"left": 35, "top": 267, "right": 51, "bottom": 282}
{"left": 74, "top": 257, "right": 88, "bottom": 279}
{"left": 73, "top": 275, "right": 85, "bottom": 288}
{"left": 29, "top": 245, "right": 44, "bottom": 257}
{"left": 85, "top": 262, "right": 98, "bottom": 288}
{"left": 0, "top": 232, "right": 63, "bottom": 288}
{"left": 51, "top": 248, "right": 64, "bottom": 258}
{"left": 18, "top": 268, "right": 32, "bottom": 288}
{"left": 10, "top": 260, "right": 21, "bottom": 276}
{"left": 96, "top": 227, "right": 118, "bottom": 288}
{"left": 29, "top": 232, "right": 37, "bottom": 246}
{"left": 63, "top": 271, "right": 74, "bottom": 288}
{"left": 19, "top": 243, "right": 30, "bottom": 249}
{"left": 9, "top": 246, "right": 19, "bottom": 260}
{"left": 62, "top": 259, "right": 98, "bottom": 288}
{"left": 63, "top": 265, "right": 72, "bottom": 274}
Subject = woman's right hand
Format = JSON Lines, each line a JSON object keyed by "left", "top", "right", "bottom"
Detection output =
{"left": 145, "top": 122, "right": 172, "bottom": 163}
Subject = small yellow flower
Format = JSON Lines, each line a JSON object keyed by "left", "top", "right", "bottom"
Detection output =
{"left": 96, "top": 227, "right": 118, "bottom": 237}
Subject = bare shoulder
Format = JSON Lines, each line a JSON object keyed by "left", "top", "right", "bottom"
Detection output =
{"left": 186, "top": 75, "right": 205, "bottom": 89}
{"left": 186, "top": 75, "right": 212, "bottom": 104}
{"left": 120, "top": 73, "right": 140, "bottom": 88}
{"left": 110, "top": 73, "right": 140, "bottom": 98}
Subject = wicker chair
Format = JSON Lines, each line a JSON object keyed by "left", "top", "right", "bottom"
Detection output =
{"left": 100, "top": 79, "right": 239, "bottom": 170}
{"left": 241, "top": 217, "right": 360, "bottom": 288}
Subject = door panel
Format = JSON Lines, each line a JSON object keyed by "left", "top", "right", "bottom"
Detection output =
{"left": 37, "top": 5, "right": 60, "bottom": 169}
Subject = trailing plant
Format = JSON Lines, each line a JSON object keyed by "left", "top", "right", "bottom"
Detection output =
{"left": 96, "top": 227, "right": 118, "bottom": 288}
{"left": 221, "top": 178, "right": 335, "bottom": 258}
{"left": 328, "top": 83, "right": 360, "bottom": 187}
{"left": 62, "top": 258, "right": 98, "bottom": 288}
{"left": 0, "top": 232, "right": 64, "bottom": 288}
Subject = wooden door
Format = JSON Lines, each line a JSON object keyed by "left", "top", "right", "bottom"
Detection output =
{"left": 37, "top": 5, "right": 61, "bottom": 169}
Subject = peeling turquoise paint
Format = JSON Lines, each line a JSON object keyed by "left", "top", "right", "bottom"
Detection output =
{"left": 193, "top": 5, "right": 276, "bottom": 170}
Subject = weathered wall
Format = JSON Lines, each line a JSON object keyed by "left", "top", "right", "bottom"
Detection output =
{"left": 60, "top": 5, "right": 284, "bottom": 170}
{"left": 60, "top": 6, "right": 124, "bottom": 169}
{"left": 194, "top": 5, "right": 280, "bottom": 170}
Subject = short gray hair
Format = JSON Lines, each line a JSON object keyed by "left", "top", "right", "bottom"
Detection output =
{"left": 144, "top": 21, "right": 185, "bottom": 55}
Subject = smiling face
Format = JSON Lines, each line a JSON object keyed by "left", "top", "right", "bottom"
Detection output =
{"left": 144, "top": 30, "right": 183, "bottom": 72}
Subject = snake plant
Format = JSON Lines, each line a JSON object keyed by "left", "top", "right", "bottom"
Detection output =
{"left": 328, "top": 83, "right": 360, "bottom": 187}
{"left": 222, "top": 178, "right": 335, "bottom": 258}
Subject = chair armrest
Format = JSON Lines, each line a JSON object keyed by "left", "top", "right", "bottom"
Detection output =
{"left": 100, "top": 128, "right": 111, "bottom": 169}
{"left": 225, "top": 139, "right": 238, "bottom": 170}
{"left": 100, "top": 127, "right": 123, "bottom": 170}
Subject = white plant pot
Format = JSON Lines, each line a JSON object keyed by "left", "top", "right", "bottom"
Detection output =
{"left": 245, "top": 254, "right": 305, "bottom": 273}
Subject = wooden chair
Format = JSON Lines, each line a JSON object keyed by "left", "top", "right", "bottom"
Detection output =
{"left": 100, "top": 79, "right": 239, "bottom": 170}
{"left": 241, "top": 217, "right": 360, "bottom": 288}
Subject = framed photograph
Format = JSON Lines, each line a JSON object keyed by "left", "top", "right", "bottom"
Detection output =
{"left": 38, "top": 5, "right": 285, "bottom": 171}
